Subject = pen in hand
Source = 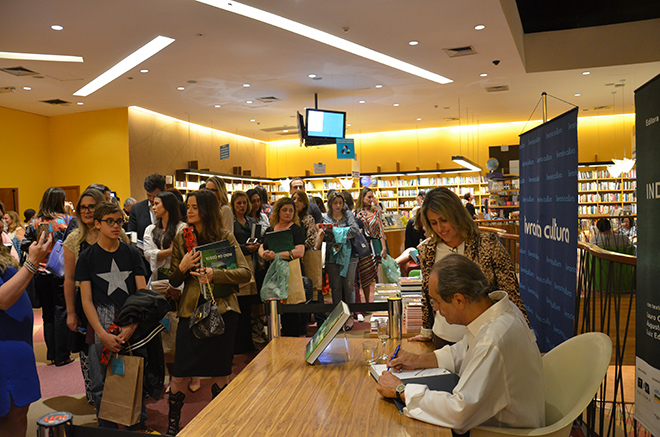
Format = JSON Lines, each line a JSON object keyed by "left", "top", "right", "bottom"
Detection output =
{"left": 387, "top": 344, "right": 401, "bottom": 371}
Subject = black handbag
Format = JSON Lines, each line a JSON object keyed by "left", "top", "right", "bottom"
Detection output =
{"left": 189, "top": 285, "right": 225, "bottom": 340}
{"left": 351, "top": 229, "right": 372, "bottom": 258}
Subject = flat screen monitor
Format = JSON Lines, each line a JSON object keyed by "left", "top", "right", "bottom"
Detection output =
{"left": 305, "top": 108, "right": 346, "bottom": 140}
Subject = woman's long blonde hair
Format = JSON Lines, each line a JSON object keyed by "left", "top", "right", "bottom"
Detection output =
{"left": 205, "top": 176, "right": 229, "bottom": 207}
{"left": 5, "top": 211, "right": 24, "bottom": 234}
{"left": 417, "top": 187, "right": 479, "bottom": 243}
{"left": 355, "top": 187, "right": 376, "bottom": 212}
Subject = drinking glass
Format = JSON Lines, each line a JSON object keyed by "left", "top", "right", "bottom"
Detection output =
{"left": 377, "top": 319, "right": 389, "bottom": 361}
{"left": 362, "top": 341, "right": 378, "bottom": 365}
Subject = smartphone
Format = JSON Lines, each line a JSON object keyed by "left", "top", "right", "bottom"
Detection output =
{"left": 37, "top": 223, "right": 50, "bottom": 242}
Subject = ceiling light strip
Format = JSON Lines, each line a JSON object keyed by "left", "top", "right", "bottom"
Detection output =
{"left": 195, "top": 0, "right": 452, "bottom": 85}
{"left": 0, "top": 52, "right": 83, "bottom": 62}
{"left": 74, "top": 36, "right": 175, "bottom": 97}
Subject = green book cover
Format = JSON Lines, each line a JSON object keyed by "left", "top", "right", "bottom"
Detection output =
{"left": 194, "top": 240, "right": 237, "bottom": 298}
{"left": 265, "top": 228, "right": 294, "bottom": 253}
{"left": 305, "top": 301, "right": 350, "bottom": 364}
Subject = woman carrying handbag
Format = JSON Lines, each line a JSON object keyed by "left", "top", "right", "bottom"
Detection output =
{"left": 167, "top": 190, "right": 251, "bottom": 435}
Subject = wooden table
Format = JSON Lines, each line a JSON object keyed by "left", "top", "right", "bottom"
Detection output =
{"left": 180, "top": 337, "right": 450, "bottom": 437}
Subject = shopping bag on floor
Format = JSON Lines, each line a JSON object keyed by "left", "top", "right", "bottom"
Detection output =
{"left": 161, "top": 311, "right": 179, "bottom": 361}
{"left": 98, "top": 354, "right": 144, "bottom": 426}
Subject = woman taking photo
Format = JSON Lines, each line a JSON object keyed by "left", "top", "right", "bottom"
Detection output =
{"left": 231, "top": 190, "right": 259, "bottom": 353}
{"left": 62, "top": 188, "right": 111, "bottom": 405}
{"left": 22, "top": 187, "right": 73, "bottom": 367}
{"left": 167, "top": 190, "right": 251, "bottom": 435}
{"left": 0, "top": 233, "right": 52, "bottom": 436}
{"left": 204, "top": 176, "right": 234, "bottom": 232}
{"left": 354, "top": 187, "right": 388, "bottom": 303}
{"left": 258, "top": 197, "right": 306, "bottom": 336}
{"left": 317, "top": 191, "right": 359, "bottom": 330}
{"left": 413, "top": 187, "right": 525, "bottom": 347}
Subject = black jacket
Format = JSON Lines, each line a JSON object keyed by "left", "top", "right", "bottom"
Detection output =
{"left": 117, "top": 289, "right": 170, "bottom": 399}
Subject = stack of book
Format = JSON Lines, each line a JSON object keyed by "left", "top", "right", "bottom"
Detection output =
{"left": 398, "top": 277, "right": 423, "bottom": 334}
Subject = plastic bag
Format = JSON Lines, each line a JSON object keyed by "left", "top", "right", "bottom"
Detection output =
{"left": 260, "top": 254, "right": 290, "bottom": 301}
{"left": 382, "top": 254, "right": 401, "bottom": 283}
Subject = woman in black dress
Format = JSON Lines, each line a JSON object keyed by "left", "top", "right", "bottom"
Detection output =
{"left": 167, "top": 190, "right": 252, "bottom": 435}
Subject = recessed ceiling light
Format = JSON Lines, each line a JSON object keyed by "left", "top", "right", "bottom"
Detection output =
{"left": 574, "top": 93, "right": 581, "bottom": 97}
{"left": 243, "top": 83, "right": 250, "bottom": 87}
{"left": 408, "top": 40, "right": 419, "bottom": 46}
{"left": 23, "top": 86, "right": 31, "bottom": 91}
{"left": 347, "top": 123, "right": 351, "bottom": 127}
{"left": 480, "top": 73, "right": 487, "bottom": 77}
{"left": 474, "top": 24, "right": 485, "bottom": 30}
{"left": 246, "top": 100, "right": 253, "bottom": 104}
{"left": 359, "top": 100, "right": 365, "bottom": 104}
{"left": 196, "top": 0, "right": 452, "bottom": 85}
{"left": 74, "top": 35, "right": 175, "bottom": 96}
{"left": 375, "top": 84, "right": 383, "bottom": 88}
{"left": 77, "top": 102, "right": 84, "bottom": 105}
{"left": 393, "top": 103, "right": 400, "bottom": 107}
{"left": 250, "top": 119, "right": 256, "bottom": 122}
{"left": 0, "top": 51, "right": 83, "bottom": 62}
{"left": 214, "top": 104, "right": 222, "bottom": 108}
{"left": 177, "top": 86, "right": 185, "bottom": 90}
{"left": 417, "top": 118, "right": 422, "bottom": 121}
{"left": 308, "top": 74, "right": 316, "bottom": 78}
{"left": 51, "top": 25, "right": 64, "bottom": 31}
{"left": 140, "top": 69, "right": 149, "bottom": 73}
{"left": 582, "top": 71, "right": 591, "bottom": 75}
{"left": 283, "top": 129, "right": 289, "bottom": 133}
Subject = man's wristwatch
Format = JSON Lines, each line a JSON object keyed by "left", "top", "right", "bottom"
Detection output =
{"left": 395, "top": 383, "right": 406, "bottom": 402}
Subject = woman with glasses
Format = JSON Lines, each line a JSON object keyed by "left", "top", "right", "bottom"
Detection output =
{"left": 167, "top": 190, "right": 252, "bottom": 435}
{"left": 63, "top": 188, "right": 110, "bottom": 405}
{"left": 204, "top": 176, "right": 234, "bottom": 233}
{"left": 21, "top": 187, "right": 74, "bottom": 367}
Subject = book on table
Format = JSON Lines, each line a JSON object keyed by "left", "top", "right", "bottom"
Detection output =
{"left": 305, "top": 301, "right": 351, "bottom": 364}
{"left": 370, "top": 364, "right": 459, "bottom": 413}
{"left": 194, "top": 240, "right": 237, "bottom": 298}
{"left": 264, "top": 228, "right": 294, "bottom": 254}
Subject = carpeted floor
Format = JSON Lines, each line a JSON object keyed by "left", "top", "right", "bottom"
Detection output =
{"left": 28, "top": 307, "right": 373, "bottom": 435}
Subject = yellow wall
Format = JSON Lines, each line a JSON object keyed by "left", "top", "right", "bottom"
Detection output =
{"left": 49, "top": 108, "right": 131, "bottom": 202}
{"left": 0, "top": 106, "right": 50, "bottom": 212}
{"left": 128, "top": 107, "right": 267, "bottom": 201}
{"left": 266, "top": 114, "right": 635, "bottom": 178}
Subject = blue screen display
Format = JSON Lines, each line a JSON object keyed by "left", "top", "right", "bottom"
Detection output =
{"left": 306, "top": 109, "right": 345, "bottom": 139}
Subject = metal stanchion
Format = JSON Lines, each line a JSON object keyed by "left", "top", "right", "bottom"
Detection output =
{"left": 36, "top": 411, "right": 73, "bottom": 437}
{"left": 267, "top": 299, "right": 281, "bottom": 340}
{"left": 387, "top": 297, "right": 402, "bottom": 340}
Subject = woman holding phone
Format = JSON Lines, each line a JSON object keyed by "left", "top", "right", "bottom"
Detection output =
{"left": 167, "top": 190, "right": 251, "bottom": 435}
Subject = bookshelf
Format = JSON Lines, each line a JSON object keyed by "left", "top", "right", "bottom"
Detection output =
{"left": 578, "top": 166, "right": 636, "bottom": 217}
{"left": 487, "top": 175, "right": 519, "bottom": 219}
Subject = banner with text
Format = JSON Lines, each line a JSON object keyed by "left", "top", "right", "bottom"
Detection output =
{"left": 519, "top": 107, "right": 578, "bottom": 352}
{"left": 634, "top": 73, "right": 660, "bottom": 436}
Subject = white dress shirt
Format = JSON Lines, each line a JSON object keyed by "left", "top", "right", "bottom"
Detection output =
{"left": 403, "top": 291, "right": 545, "bottom": 434}
{"left": 143, "top": 222, "right": 186, "bottom": 285}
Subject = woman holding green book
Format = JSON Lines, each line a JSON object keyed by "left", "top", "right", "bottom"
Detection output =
{"left": 167, "top": 190, "right": 252, "bottom": 435}
{"left": 258, "top": 197, "right": 306, "bottom": 336}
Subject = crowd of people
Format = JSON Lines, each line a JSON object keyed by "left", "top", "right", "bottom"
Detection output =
{"left": 1, "top": 173, "right": 632, "bottom": 436}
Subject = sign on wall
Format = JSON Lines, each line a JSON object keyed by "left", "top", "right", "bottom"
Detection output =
{"left": 519, "top": 107, "right": 578, "bottom": 352}
{"left": 220, "top": 143, "right": 229, "bottom": 160}
{"left": 634, "top": 73, "right": 660, "bottom": 436}
{"left": 336, "top": 138, "right": 355, "bottom": 159}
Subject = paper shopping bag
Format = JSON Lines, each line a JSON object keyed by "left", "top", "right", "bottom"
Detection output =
{"left": 98, "top": 355, "right": 144, "bottom": 426}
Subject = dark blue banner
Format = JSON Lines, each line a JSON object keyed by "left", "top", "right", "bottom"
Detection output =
{"left": 519, "top": 107, "right": 578, "bottom": 352}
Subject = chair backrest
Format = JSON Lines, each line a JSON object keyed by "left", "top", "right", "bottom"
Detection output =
{"left": 472, "top": 332, "right": 612, "bottom": 437}
{"left": 542, "top": 332, "right": 612, "bottom": 427}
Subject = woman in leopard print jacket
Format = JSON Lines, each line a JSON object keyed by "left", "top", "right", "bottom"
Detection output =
{"left": 412, "top": 187, "right": 527, "bottom": 345}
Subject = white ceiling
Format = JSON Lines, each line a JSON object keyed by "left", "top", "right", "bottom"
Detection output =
{"left": 1, "top": 0, "right": 659, "bottom": 142}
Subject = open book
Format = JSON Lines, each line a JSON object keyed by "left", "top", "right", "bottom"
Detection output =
{"left": 371, "top": 363, "right": 459, "bottom": 413}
